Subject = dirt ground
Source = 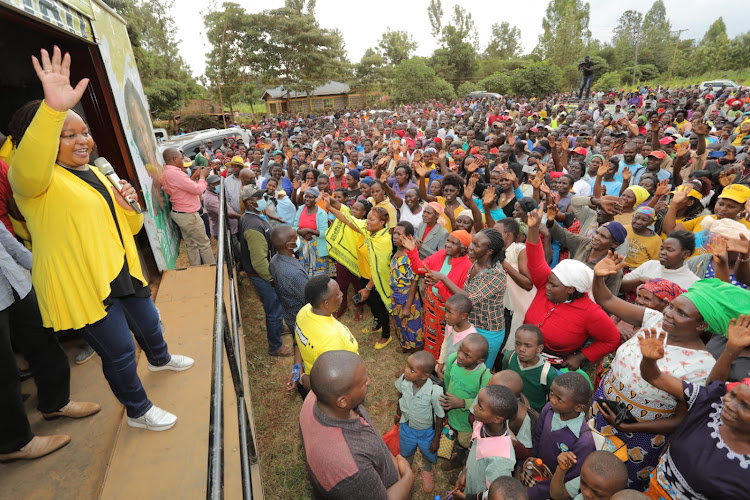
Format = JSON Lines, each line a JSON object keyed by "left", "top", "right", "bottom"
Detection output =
{"left": 237, "top": 278, "right": 457, "bottom": 500}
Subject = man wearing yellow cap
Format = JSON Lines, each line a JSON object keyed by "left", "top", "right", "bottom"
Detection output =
{"left": 225, "top": 156, "right": 245, "bottom": 214}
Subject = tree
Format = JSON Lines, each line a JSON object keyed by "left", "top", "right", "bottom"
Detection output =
{"left": 457, "top": 81, "right": 480, "bottom": 97}
{"left": 689, "top": 17, "right": 730, "bottom": 74}
{"left": 510, "top": 62, "right": 561, "bottom": 97}
{"left": 104, "top": 0, "right": 200, "bottom": 118}
{"left": 478, "top": 72, "right": 512, "bottom": 94}
{"left": 485, "top": 22, "right": 522, "bottom": 60}
{"left": 593, "top": 71, "right": 621, "bottom": 91}
{"left": 354, "top": 48, "right": 392, "bottom": 97}
{"left": 641, "top": 0, "right": 672, "bottom": 72}
{"left": 378, "top": 29, "right": 417, "bottom": 66}
{"left": 427, "top": 0, "right": 443, "bottom": 37}
{"left": 391, "top": 58, "right": 456, "bottom": 104}
{"left": 535, "top": 0, "right": 591, "bottom": 68}
{"left": 284, "top": 0, "right": 315, "bottom": 14}
{"left": 728, "top": 32, "right": 750, "bottom": 71}
{"left": 430, "top": 25, "right": 479, "bottom": 88}
{"left": 449, "top": 5, "right": 479, "bottom": 49}
{"left": 612, "top": 10, "right": 644, "bottom": 69}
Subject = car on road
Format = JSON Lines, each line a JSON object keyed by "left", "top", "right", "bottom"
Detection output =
{"left": 699, "top": 80, "right": 741, "bottom": 93}
{"left": 466, "top": 91, "right": 502, "bottom": 100}
{"left": 158, "top": 128, "right": 249, "bottom": 160}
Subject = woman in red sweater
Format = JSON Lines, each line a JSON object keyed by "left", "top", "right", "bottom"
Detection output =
{"left": 403, "top": 230, "right": 473, "bottom": 361}
{"left": 523, "top": 207, "right": 620, "bottom": 370}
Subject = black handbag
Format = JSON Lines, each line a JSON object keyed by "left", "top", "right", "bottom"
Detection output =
{"left": 596, "top": 398, "right": 638, "bottom": 425}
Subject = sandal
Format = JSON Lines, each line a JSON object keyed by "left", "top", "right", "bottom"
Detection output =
{"left": 270, "top": 345, "right": 293, "bottom": 357}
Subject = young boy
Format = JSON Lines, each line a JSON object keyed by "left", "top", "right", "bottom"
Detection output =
{"left": 527, "top": 372, "right": 596, "bottom": 500}
{"left": 440, "top": 333, "right": 492, "bottom": 471}
{"left": 437, "top": 294, "right": 477, "bottom": 379}
{"left": 394, "top": 351, "right": 445, "bottom": 493}
{"left": 502, "top": 325, "right": 558, "bottom": 413}
{"left": 488, "top": 476, "right": 529, "bottom": 500}
{"left": 482, "top": 370, "right": 535, "bottom": 462}
{"left": 455, "top": 385, "right": 518, "bottom": 500}
{"left": 550, "top": 450, "right": 627, "bottom": 500}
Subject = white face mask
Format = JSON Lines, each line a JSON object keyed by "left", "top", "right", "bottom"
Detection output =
{"left": 255, "top": 198, "right": 268, "bottom": 213}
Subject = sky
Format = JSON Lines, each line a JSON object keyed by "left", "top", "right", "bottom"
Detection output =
{"left": 173, "top": 0, "right": 750, "bottom": 79}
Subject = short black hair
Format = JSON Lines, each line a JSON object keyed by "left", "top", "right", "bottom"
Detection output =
{"left": 442, "top": 173, "right": 465, "bottom": 191}
{"left": 334, "top": 187, "right": 348, "bottom": 197}
{"left": 516, "top": 324, "right": 544, "bottom": 345}
{"left": 552, "top": 371, "right": 592, "bottom": 406}
{"left": 409, "top": 351, "right": 436, "bottom": 374}
{"left": 462, "top": 333, "right": 489, "bottom": 360}
{"left": 482, "top": 385, "right": 518, "bottom": 420}
{"left": 396, "top": 220, "right": 415, "bottom": 236}
{"left": 488, "top": 476, "right": 529, "bottom": 500}
{"left": 304, "top": 275, "right": 332, "bottom": 307}
{"left": 666, "top": 230, "right": 695, "bottom": 255}
{"left": 499, "top": 217, "right": 520, "bottom": 239}
{"left": 446, "top": 293, "right": 473, "bottom": 314}
{"left": 584, "top": 451, "right": 628, "bottom": 491}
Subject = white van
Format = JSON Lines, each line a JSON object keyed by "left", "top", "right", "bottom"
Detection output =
{"left": 699, "top": 80, "right": 740, "bottom": 93}
{"left": 158, "top": 128, "right": 250, "bottom": 159}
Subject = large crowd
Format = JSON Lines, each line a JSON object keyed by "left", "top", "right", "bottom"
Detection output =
{"left": 1, "top": 47, "right": 749, "bottom": 500}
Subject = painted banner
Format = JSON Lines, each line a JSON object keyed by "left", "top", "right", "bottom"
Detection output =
{"left": 91, "top": 1, "right": 180, "bottom": 270}
{"left": 1, "top": 0, "right": 94, "bottom": 42}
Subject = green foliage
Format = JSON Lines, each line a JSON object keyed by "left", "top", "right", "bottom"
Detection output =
{"left": 510, "top": 62, "right": 561, "bottom": 97}
{"left": 180, "top": 114, "right": 222, "bottom": 131}
{"left": 427, "top": 0, "right": 443, "bottom": 38}
{"left": 593, "top": 71, "right": 622, "bottom": 91}
{"left": 457, "top": 81, "right": 480, "bottom": 96}
{"left": 478, "top": 58, "right": 528, "bottom": 79}
{"left": 589, "top": 56, "right": 610, "bottom": 81}
{"left": 391, "top": 58, "right": 456, "bottom": 104}
{"left": 485, "top": 22, "right": 521, "bottom": 59}
{"left": 536, "top": 0, "right": 591, "bottom": 68}
{"left": 478, "top": 72, "right": 512, "bottom": 94}
{"left": 431, "top": 25, "right": 479, "bottom": 87}
{"left": 104, "top": 0, "right": 199, "bottom": 118}
{"left": 378, "top": 30, "right": 418, "bottom": 66}
{"left": 621, "top": 64, "right": 660, "bottom": 84}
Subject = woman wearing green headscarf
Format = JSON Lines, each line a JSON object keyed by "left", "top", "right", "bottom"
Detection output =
{"left": 593, "top": 255, "right": 750, "bottom": 489}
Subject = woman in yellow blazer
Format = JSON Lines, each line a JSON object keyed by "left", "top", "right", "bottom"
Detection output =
{"left": 8, "top": 47, "right": 191, "bottom": 432}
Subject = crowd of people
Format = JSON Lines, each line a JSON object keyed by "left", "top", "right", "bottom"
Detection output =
{"left": 179, "top": 78, "right": 750, "bottom": 499}
{"left": 1, "top": 46, "right": 749, "bottom": 500}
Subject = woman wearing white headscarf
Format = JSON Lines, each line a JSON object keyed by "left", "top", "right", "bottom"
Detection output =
{"left": 522, "top": 207, "right": 620, "bottom": 369}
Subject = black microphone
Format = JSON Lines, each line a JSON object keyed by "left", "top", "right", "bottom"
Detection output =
{"left": 94, "top": 157, "right": 142, "bottom": 214}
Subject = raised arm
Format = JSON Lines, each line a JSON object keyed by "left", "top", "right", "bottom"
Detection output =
{"left": 639, "top": 329, "right": 685, "bottom": 402}
{"left": 380, "top": 171, "right": 404, "bottom": 208}
{"left": 592, "top": 251, "right": 647, "bottom": 325}
{"left": 322, "top": 193, "right": 361, "bottom": 233}
{"left": 10, "top": 47, "right": 90, "bottom": 199}
{"left": 415, "top": 163, "right": 438, "bottom": 203}
{"left": 707, "top": 315, "right": 750, "bottom": 384}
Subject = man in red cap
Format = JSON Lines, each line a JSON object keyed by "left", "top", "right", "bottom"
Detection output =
{"left": 632, "top": 149, "right": 672, "bottom": 185}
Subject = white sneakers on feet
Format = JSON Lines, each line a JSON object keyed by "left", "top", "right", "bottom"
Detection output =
{"left": 148, "top": 354, "right": 194, "bottom": 372}
{"left": 127, "top": 405, "right": 177, "bottom": 431}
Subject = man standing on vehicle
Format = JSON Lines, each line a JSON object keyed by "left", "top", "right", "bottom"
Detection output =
{"left": 578, "top": 56, "right": 595, "bottom": 100}
{"left": 162, "top": 148, "right": 216, "bottom": 266}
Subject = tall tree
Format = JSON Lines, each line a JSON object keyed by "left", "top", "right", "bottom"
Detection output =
{"left": 485, "top": 22, "right": 522, "bottom": 59}
{"left": 612, "top": 10, "right": 644, "bottom": 69}
{"left": 427, "top": 0, "right": 443, "bottom": 38}
{"left": 535, "top": 0, "right": 591, "bottom": 69}
{"left": 284, "top": 0, "right": 315, "bottom": 14}
{"left": 392, "top": 58, "right": 455, "bottom": 104}
{"left": 689, "top": 17, "right": 730, "bottom": 73}
{"left": 378, "top": 29, "right": 418, "bottom": 66}
{"left": 104, "top": 0, "right": 200, "bottom": 118}
{"left": 641, "top": 0, "right": 672, "bottom": 72}
{"left": 450, "top": 5, "right": 479, "bottom": 49}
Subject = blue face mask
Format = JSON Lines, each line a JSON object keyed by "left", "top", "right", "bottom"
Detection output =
{"left": 255, "top": 198, "right": 268, "bottom": 212}
{"left": 213, "top": 186, "right": 220, "bottom": 193}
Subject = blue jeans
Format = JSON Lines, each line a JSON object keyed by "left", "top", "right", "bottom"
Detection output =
{"left": 399, "top": 423, "right": 437, "bottom": 463}
{"left": 248, "top": 275, "right": 284, "bottom": 353}
{"left": 79, "top": 295, "right": 170, "bottom": 418}
{"left": 579, "top": 74, "right": 593, "bottom": 98}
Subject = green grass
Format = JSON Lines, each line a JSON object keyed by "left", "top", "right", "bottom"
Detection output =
{"left": 233, "top": 101, "right": 268, "bottom": 116}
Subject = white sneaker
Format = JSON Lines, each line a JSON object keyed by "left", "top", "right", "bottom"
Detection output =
{"left": 148, "top": 354, "right": 194, "bottom": 372}
{"left": 127, "top": 405, "right": 177, "bottom": 431}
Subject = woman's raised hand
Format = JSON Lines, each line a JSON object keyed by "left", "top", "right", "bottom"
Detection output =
{"left": 32, "top": 46, "right": 89, "bottom": 113}
{"left": 727, "top": 315, "right": 750, "bottom": 350}
{"left": 402, "top": 234, "right": 417, "bottom": 251}
{"left": 639, "top": 328, "right": 667, "bottom": 360}
{"left": 527, "top": 206, "right": 543, "bottom": 228}
{"left": 593, "top": 251, "right": 625, "bottom": 277}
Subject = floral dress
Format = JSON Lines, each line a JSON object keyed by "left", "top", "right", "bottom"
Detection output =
{"left": 390, "top": 253, "right": 423, "bottom": 350}
{"left": 593, "top": 308, "right": 716, "bottom": 490}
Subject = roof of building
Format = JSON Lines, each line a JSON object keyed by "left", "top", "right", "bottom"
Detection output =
{"left": 261, "top": 81, "right": 351, "bottom": 100}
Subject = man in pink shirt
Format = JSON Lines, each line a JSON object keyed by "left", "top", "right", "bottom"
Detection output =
{"left": 161, "top": 148, "right": 215, "bottom": 266}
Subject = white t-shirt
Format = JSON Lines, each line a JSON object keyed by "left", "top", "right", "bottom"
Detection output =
{"left": 398, "top": 204, "right": 424, "bottom": 229}
{"left": 622, "top": 260, "right": 700, "bottom": 291}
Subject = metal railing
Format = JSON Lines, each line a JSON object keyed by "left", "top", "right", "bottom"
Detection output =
{"left": 207, "top": 177, "right": 259, "bottom": 499}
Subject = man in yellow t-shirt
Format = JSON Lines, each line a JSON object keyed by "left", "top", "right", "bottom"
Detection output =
{"left": 290, "top": 275, "right": 359, "bottom": 396}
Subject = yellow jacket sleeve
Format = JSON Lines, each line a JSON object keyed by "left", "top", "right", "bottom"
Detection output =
{"left": 9, "top": 101, "right": 66, "bottom": 198}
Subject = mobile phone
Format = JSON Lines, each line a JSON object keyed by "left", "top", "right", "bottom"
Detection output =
{"left": 522, "top": 164, "right": 537, "bottom": 175}
{"left": 486, "top": 153, "right": 498, "bottom": 160}
{"left": 352, "top": 292, "right": 363, "bottom": 305}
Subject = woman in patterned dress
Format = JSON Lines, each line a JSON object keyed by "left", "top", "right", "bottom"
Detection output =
{"left": 390, "top": 221, "right": 423, "bottom": 352}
